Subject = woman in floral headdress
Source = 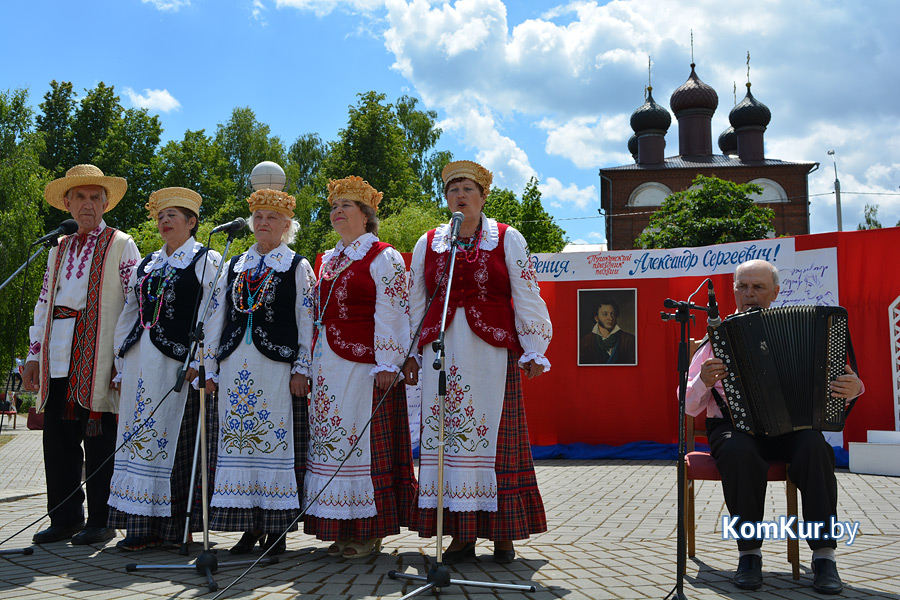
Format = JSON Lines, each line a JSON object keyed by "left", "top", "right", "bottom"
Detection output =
{"left": 109, "top": 187, "right": 221, "bottom": 551}
{"left": 303, "top": 176, "right": 417, "bottom": 559}
{"left": 203, "top": 186, "right": 315, "bottom": 555}
{"left": 402, "top": 160, "right": 552, "bottom": 564}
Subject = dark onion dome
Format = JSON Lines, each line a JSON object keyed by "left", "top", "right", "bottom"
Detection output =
{"left": 627, "top": 133, "right": 639, "bottom": 158}
{"left": 670, "top": 64, "right": 718, "bottom": 114}
{"left": 718, "top": 126, "right": 737, "bottom": 154}
{"left": 729, "top": 83, "right": 771, "bottom": 129}
{"left": 630, "top": 88, "right": 671, "bottom": 133}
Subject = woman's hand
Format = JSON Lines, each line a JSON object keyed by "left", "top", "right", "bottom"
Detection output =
{"left": 375, "top": 371, "right": 396, "bottom": 391}
{"left": 185, "top": 368, "right": 198, "bottom": 384}
{"left": 205, "top": 379, "right": 218, "bottom": 396}
{"left": 401, "top": 357, "right": 419, "bottom": 385}
{"left": 290, "top": 373, "right": 310, "bottom": 397}
{"left": 520, "top": 359, "right": 545, "bottom": 379}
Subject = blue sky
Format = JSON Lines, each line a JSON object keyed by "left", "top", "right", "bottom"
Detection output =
{"left": 3, "top": 0, "right": 899, "bottom": 244}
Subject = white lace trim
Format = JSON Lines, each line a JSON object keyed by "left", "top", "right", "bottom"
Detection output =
{"left": 519, "top": 351, "right": 551, "bottom": 372}
{"left": 291, "top": 364, "right": 311, "bottom": 377}
{"left": 330, "top": 232, "right": 378, "bottom": 261}
{"left": 233, "top": 243, "right": 294, "bottom": 273}
{"left": 369, "top": 363, "right": 402, "bottom": 377}
{"left": 145, "top": 238, "right": 201, "bottom": 273}
{"left": 430, "top": 214, "right": 499, "bottom": 253}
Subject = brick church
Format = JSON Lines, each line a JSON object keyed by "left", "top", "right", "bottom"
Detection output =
{"left": 599, "top": 64, "right": 816, "bottom": 250}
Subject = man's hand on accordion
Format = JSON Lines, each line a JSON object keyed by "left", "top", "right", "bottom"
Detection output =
{"left": 830, "top": 364, "right": 863, "bottom": 406}
{"left": 699, "top": 357, "right": 727, "bottom": 388}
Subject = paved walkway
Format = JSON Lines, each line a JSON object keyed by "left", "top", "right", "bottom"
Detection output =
{"left": 0, "top": 426, "right": 898, "bottom": 599}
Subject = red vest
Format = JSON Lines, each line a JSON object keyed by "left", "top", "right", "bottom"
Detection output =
{"left": 316, "top": 241, "right": 391, "bottom": 364}
{"left": 420, "top": 223, "right": 522, "bottom": 353}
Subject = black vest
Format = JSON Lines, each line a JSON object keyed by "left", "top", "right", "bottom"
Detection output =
{"left": 217, "top": 252, "right": 303, "bottom": 364}
{"left": 119, "top": 246, "right": 209, "bottom": 361}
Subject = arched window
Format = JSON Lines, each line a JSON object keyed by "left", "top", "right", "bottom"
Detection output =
{"left": 748, "top": 178, "right": 788, "bottom": 203}
{"left": 627, "top": 182, "right": 672, "bottom": 207}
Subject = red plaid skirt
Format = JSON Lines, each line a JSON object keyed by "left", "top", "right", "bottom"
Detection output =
{"left": 303, "top": 381, "right": 418, "bottom": 541}
{"left": 410, "top": 350, "right": 547, "bottom": 541}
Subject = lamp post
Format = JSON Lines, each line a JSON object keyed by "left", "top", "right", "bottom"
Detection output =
{"left": 827, "top": 149, "right": 842, "bottom": 231}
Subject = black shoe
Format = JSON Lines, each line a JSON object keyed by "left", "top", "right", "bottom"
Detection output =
{"left": 32, "top": 521, "right": 84, "bottom": 544}
{"left": 71, "top": 526, "right": 116, "bottom": 545}
{"left": 442, "top": 541, "right": 476, "bottom": 565}
{"left": 812, "top": 558, "right": 843, "bottom": 595}
{"left": 733, "top": 554, "right": 763, "bottom": 590}
{"left": 260, "top": 534, "right": 286, "bottom": 555}
{"left": 230, "top": 531, "right": 264, "bottom": 554}
{"left": 493, "top": 547, "right": 516, "bottom": 564}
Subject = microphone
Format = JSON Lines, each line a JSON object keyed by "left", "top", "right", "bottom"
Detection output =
{"left": 210, "top": 217, "right": 247, "bottom": 235}
{"left": 34, "top": 219, "right": 79, "bottom": 246}
{"left": 707, "top": 279, "right": 721, "bottom": 328}
{"left": 448, "top": 212, "right": 464, "bottom": 244}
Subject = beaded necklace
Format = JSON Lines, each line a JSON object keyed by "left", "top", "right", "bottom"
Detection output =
{"left": 454, "top": 220, "right": 483, "bottom": 263}
{"left": 312, "top": 249, "right": 355, "bottom": 353}
{"left": 232, "top": 257, "right": 276, "bottom": 345}
{"left": 137, "top": 264, "right": 177, "bottom": 329}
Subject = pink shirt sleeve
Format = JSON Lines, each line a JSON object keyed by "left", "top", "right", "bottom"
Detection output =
{"left": 683, "top": 341, "right": 724, "bottom": 418}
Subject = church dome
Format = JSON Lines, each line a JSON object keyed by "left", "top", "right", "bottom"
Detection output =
{"left": 729, "top": 84, "right": 771, "bottom": 129}
{"left": 718, "top": 126, "right": 737, "bottom": 155}
{"left": 670, "top": 64, "right": 718, "bottom": 114}
{"left": 627, "top": 133, "right": 638, "bottom": 158}
{"left": 630, "top": 88, "right": 672, "bottom": 133}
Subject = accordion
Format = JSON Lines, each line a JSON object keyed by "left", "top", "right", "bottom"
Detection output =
{"left": 708, "top": 305, "right": 851, "bottom": 436}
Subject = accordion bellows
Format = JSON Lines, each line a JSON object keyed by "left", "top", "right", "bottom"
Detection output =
{"left": 709, "top": 306, "right": 851, "bottom": 436}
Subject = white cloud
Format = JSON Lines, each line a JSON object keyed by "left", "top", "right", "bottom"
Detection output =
{"left": 252, "top": 0, "right": 267, "bottom": 23}
{"left": 141, "top": 0, "right": 190, "bottom": 11}
{"left": 276, "top": 0, "right": 383, "bottom": 17}
{"left": 539, "top": 177, "right": 596, "bottom": 210}
{"left": 123, "top": 88, "right": 181, "bottom": 113}
{"left": 539, "top": 114, "right": 632, "bottom": 169}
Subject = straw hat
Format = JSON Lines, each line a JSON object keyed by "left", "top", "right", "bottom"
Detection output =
{"left": 441, "top": 160, "right": 493, "bottom": 195}
{"left": 326, "top": 176, "right": 383, "bottom": 212}
{"left": 247, "top": 189, "right": 296, "bottom": 218}
{"left": 145, "top": 187, "right": 202, "bottom": 219}
{"left": 44, "top": 164, "right": 128, "bottom": 212}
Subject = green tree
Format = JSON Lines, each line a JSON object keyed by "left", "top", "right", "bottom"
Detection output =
{"left": 323, "top": 91, "right": 422, "bottom": 216}
{"left": 635, "top": 175, "right": 774, "bottom": 249}
{"left": 71, "top": 82, "right": 122, "bottom": 166}
{"left": 0, "top": 89, "right": 48, "bottom": 372}
{"left": 395, "top": 95, "right": 452, "bottom": 203}
{"left": 94, "top": 108, "right": 163, "bottom": 231}
{"left": 857, "top": 203, "right": 883, "bottom": 230}
{"left": 215, "top": 107, "right": 286, "bottom": 199}
{"left": 483, "top": 178, "right": 567, "bottom": 253}
{"left": 149, "top": 129, "right": 238, "bottom": 222}
{"left": 35, "top": 80, "right": 76, "bottom": 176}
{"left": 286, "top": 132, "right": 327, "bottom": 193}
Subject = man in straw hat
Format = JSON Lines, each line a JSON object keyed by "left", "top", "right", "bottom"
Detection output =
{"left": 23, "top": 164, "right": 141, "bottom": 545}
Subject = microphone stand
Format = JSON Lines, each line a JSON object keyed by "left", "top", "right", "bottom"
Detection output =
{"left": 0, "top": 236, "right": 60, "bottom": 556}
{"left": 659, "top": 280, "right": 715, "bottom": 600}
{"left": 389, "top": 228, "right": 536, "bottom": 598}
{"left": 124, "top": 228, "right": 275, "bottom": 592}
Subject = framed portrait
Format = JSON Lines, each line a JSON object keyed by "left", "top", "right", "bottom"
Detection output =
{"left": 577, "top": 288, "right": 638, "bottom": 366}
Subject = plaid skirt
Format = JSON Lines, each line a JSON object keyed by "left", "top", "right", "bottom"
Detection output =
{"left": 108, "top": 388, "right": 203, "bottom": 539}
{"left": 410, "top": 350, "right": 546, "bottom": 541}
{"left": 303, "top": 381, "right": 418, "bottom": 541}
{"left": 206, "top": 390, "right": 309, "bottom": 534}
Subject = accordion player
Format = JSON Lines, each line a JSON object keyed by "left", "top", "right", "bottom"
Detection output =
{"left": 707, "top": 305, "right": 856, "bottom": 437}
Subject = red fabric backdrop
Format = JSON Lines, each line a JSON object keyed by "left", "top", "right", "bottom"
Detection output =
{"left": 520, "top": 228, "right": 899, "bottom": 448}
{"left": 316, "top": 227, "right": 898, "bottom": 449}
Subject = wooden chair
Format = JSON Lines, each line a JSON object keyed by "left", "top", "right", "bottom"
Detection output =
{"left": 683, "top": 343, "right": 800, "bottom": 580}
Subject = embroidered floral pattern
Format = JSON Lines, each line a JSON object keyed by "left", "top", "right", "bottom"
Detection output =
{"left": 309, "top": 365, "right": 362, "bottom": 463}
{"left": 516, "top": 256, "right": 540, "bottom": 292}
{"left": 220, "top": 361, "right": 288, "bottom": 455}
{"left": 421, "top": 364, "right": 490, "bottom": 454}
{"left": 326, "top": 323, "right": 368, "bottom": 357}
{"left": 122, "top": 376, "right": 169, "bottom": 463}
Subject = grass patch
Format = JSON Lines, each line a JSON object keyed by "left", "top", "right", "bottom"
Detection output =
{"left": 0, "top": 435, "right": 12, "bottom": 450}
